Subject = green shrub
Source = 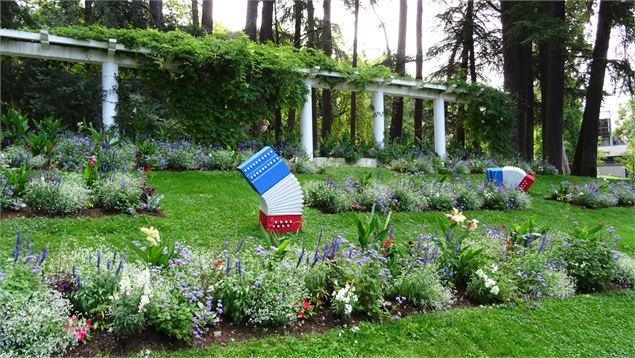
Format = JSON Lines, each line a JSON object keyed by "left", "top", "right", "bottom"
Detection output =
{"left": 303, "top": 181, "right": 352, "bottom": 213}
{"left": 391, "top": 182, "right": 426, "bottom": 212}
{"left": 166, "top": 141, "right": 201, "bottom": 170}
{"left": 292, "top": 157, "right": 325, "bottom": 174}
{"left": 96, "top": 173, "right": 142, "bottom": 212}
{"left": 53, "top": 134, "right": 93, "bottom": 171}
{"left": 556, "top": 226, "right": 617, "bottom": 292}
{"left": 0, "top": 290, "right": 78, "bottom": 357}
{"left": 613, "top": 253, "right": 635, "bottom": 288}
{"left": 26, "top": 173, "right": 91, "bottom": 214}
{"left": 454, "top": 183, "right": 484, "bottom": 210}
{"left": 204, "top": 149, "right": 235, "bottom": 171}
{"left": 96, "top": 142, "right": 137, "bottom": 172}
{"left": 390, "top": 264, "right": 454, "bottom": 310}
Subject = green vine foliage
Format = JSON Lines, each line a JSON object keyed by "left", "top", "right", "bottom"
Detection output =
{"left": 455, "top": 81, "right": 516, "bottom": 157}
{"left": 47, "top": 26, "right": 395, "bottom": 144}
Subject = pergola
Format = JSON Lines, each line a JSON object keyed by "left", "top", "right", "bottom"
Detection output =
{"left": 0, "top": 28, "right": 463, "bottom": 159}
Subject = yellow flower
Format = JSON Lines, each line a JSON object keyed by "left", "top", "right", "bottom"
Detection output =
{"left": 467, "top": 219, "right": 479, "bottom": 231}
{"left": 446, "top": 208, "right": 466, "bottom": 225}
{"left": 140, "top": 227, "right": 160, "bottom": 246}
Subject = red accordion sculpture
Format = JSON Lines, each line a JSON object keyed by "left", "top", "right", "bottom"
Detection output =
{"left": 238, "top": 147, "right": 303, "bottom": 233}
{"left": 486, "top": 166, "right": 535, "bottom": 192}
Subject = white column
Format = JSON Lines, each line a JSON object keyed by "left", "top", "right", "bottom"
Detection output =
{"left": 300, "top": 81, "right": 313, "bottom": 160}
{"left": 433, "top": 97, "right": 446, "bottom": 158}
{"left": 372, "top": 91, "right": 385, "bottom": 149}
{"left": 101, "top": 62, "right": 119, "bottom": 129}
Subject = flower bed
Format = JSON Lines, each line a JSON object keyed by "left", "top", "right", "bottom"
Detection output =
{"left": 304, "top": 176, "right": 531, "bottom": 213}
{"left": 1, "top": 212, "right": 632, "bottom": 356}
{"left": 546, "top": 180, "right": 634, "bottom": 208}
{"left": 0, "top": 164, "right": 162, "bottom": 217}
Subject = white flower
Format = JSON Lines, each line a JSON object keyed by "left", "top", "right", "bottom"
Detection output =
{"left": 139, "top": 294, "right": 150, "bottom": 312}
{"left": 446, "top": 208, "right": 467, "bottom": 225}
{"left": 490, "top": 285, "right": 500, "bottom": 295}
{"left": 467, "top": 219, "right": 479, "bottom": 231}
{"left": 491, "top": 263, "right": 499, "bottom": 273}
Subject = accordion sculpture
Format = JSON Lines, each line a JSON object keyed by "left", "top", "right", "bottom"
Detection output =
{"left": 486, "top": 166, "right": 535, "bottom": 192}
{"left": 238, "top": 147, "right": 303, "bottom": 233}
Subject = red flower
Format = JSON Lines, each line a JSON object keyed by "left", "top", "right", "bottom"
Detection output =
{"left": 501, "top": 224, "right": 507, "bottom": 229}
{"left": 88, "top": 156, "right": 95, "bottom": 168}
{"left": 297, "top": 310, "right": 305, "bottom": 319}
{"left": 383, "top": 237, "right": 394, "bottom": 249}
{"left": 86, "top": 319, "right": 92, "bottom": 329}
{"left": 506, "top": 240, "right": 513, "bottom": 251}
{"left": 145, "top": 166, "right": 152, "bottom": 174}
{"left": 71, "top": 315, "right": 78, "bottom": 321}
{"left": 302, "top": 300, "right": 311, "bottom": 311}
{"left": 213, "top": 260, "right": 223, "bottom": 269}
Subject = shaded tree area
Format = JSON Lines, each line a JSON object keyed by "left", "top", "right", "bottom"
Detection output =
{"left": 389, "top": 0, "right": 407, "bottom": 142}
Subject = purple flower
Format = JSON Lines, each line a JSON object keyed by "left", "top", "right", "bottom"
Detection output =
{"left": 255, "top": 245, "right": 267, "bottom": 256}
{"left": 127, "top": 207, "right": 135, "bottom": 215}
{"left": 395, "top": 296, "right": 406, "bottom": 304}
{"left": 607, "top": 226, "right": 616, "bottom": 233}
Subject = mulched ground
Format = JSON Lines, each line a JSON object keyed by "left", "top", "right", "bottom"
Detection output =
{"left": 0, "top": 208, "right": 164, "bottom": 220}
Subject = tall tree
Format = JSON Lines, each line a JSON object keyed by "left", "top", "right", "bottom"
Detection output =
{"left": 245, "top": 0, "right": 259, "bottom": 41}
{"left": 540, "top": 1, "right": 565, "bottom": 171}
{"left": 573, "top": 0, "right": 614, "bottom": 176}
{"left": 390, "top": 0, "right": 407, "bottom": 142}
{"left": 414, "top": 0, "right": 424, "bottom": 142}
{"left": 260, "top": 0, "right": 274, "bottom": 43}
{"left": 191, "top": 0, "right": 199, "bottom": 32}
{"left": 350, "top": 0, "right": 360, "bottom": 143}
{"left": 320, "top": 0, "right": 335, "bottom": 144}
{"left": 84, "top": 0, "right": 94, "bottom": 25}
{"left": 201, "top": 0, "right": 213, "bottom": 33}
{"left": 501, "top": 1, "right": 540, "bottom": 163}
{"left": 287, "top": 0, "right": 304, "bottom": 131}
{"left": 149, "top": 0, "right": 164, "bottom": 30}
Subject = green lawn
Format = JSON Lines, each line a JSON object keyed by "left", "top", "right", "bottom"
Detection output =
{"left": 1, "top": 168, "right": 633, "bottom": 356}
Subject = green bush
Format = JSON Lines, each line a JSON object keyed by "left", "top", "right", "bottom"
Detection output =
{"left": 204, "top": 149, "right": 235, "bottom": 171}
{"left": 0, "top": 290, "right": 78, "bottom": 357}
{"left": 25, "top": 173, "right": 91, "bottom": 214}
{"left": 303, "top": 181, "right": 352, "bottom": 213}
{"left": 390, "top": 264, "right": 454, "bottom": 310}
{"left": 53, "top": 134, "right": 93, "bottom": 171}
{"left": 96, "top": 142, "right": 137, "bottom": 172}
{"left": 96, "top": 173, "right": 142, "bottom": 212}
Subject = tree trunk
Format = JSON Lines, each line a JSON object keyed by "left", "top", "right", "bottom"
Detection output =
{"left": 245, "top": 0, "right": 258, "bottom": 41}
{"left": 84, "top": 0, "right": 94, "bottom": 25}
{"left": 287, "top": 0, "right": 303, "bottom": 131}
{"left": 201, "top": 0, "right": 213, "bottom": 33}
{"left": 191, "top": 0, "right": 199, "bottom": 32}
{"left": 320, "top": 0, "right": 334, "bottom": 141}
{"left": 543, "top": 1, "right": 565, "bottom": 171}
{"left": 149, "top": 0, "right": 164, "bottom": 30}
{"left": 414, "top": 0, "right": 423, "bottom": 143}
{"left": 390, "top": 0, "right": 407, "bottom": 142}
{"left": 260, "top": 0, "right": 274, "bottom": 43}
{"left": 293, "top": 0, "right": 302, "bottom": 48}
{"left": 350, "top": 0, "right": 360, "bottom": 143}
{"left": 573, "top": 0, "right": 613, "bottom": 177}
{"left": 502, "top": 1, "right": 537, "bottom": 162}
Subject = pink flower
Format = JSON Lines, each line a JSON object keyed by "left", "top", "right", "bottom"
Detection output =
{"left": 302, "top": 300, "right": 311, "bottom": 311}
{"left": 297, "top": 310, "right": 305, "bottom": 319}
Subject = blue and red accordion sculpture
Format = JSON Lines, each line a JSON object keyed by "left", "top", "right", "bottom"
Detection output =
{"left": 486, "top": 166, "right": 535, "bottom": 192}
{"left": 238, "top": 147, "right": 303, "bottom": 232}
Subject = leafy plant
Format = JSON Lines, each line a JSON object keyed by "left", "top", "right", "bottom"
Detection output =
{"left": 0, "top": 108, "right": 30, "bottom": 144}
{"left": 353, "top": 205, "right": 392, "bottom": 250}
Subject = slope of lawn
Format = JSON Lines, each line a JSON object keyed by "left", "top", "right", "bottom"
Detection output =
{"left": 170, "top": 290, "right": 634, "bottom": 357}
{"left": 1, "top": 168, "right": 632, "bottom": 253}
{"left": 0, "top": 168, "right": 633, "bottom": 356}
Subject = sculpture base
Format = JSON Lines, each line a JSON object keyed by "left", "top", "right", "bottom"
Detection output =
{"left": 259, "top": 211, "right": 302, "bottom": 233}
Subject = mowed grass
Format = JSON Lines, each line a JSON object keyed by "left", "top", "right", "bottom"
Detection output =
{"left": 169, "top": 290, "right": 634, "bottom": 357}
{"left": 0, "top": 168, "right": 633, "bottom": 356}
{"left": 1, "top": 168, "right": 633, "bottom": 253}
